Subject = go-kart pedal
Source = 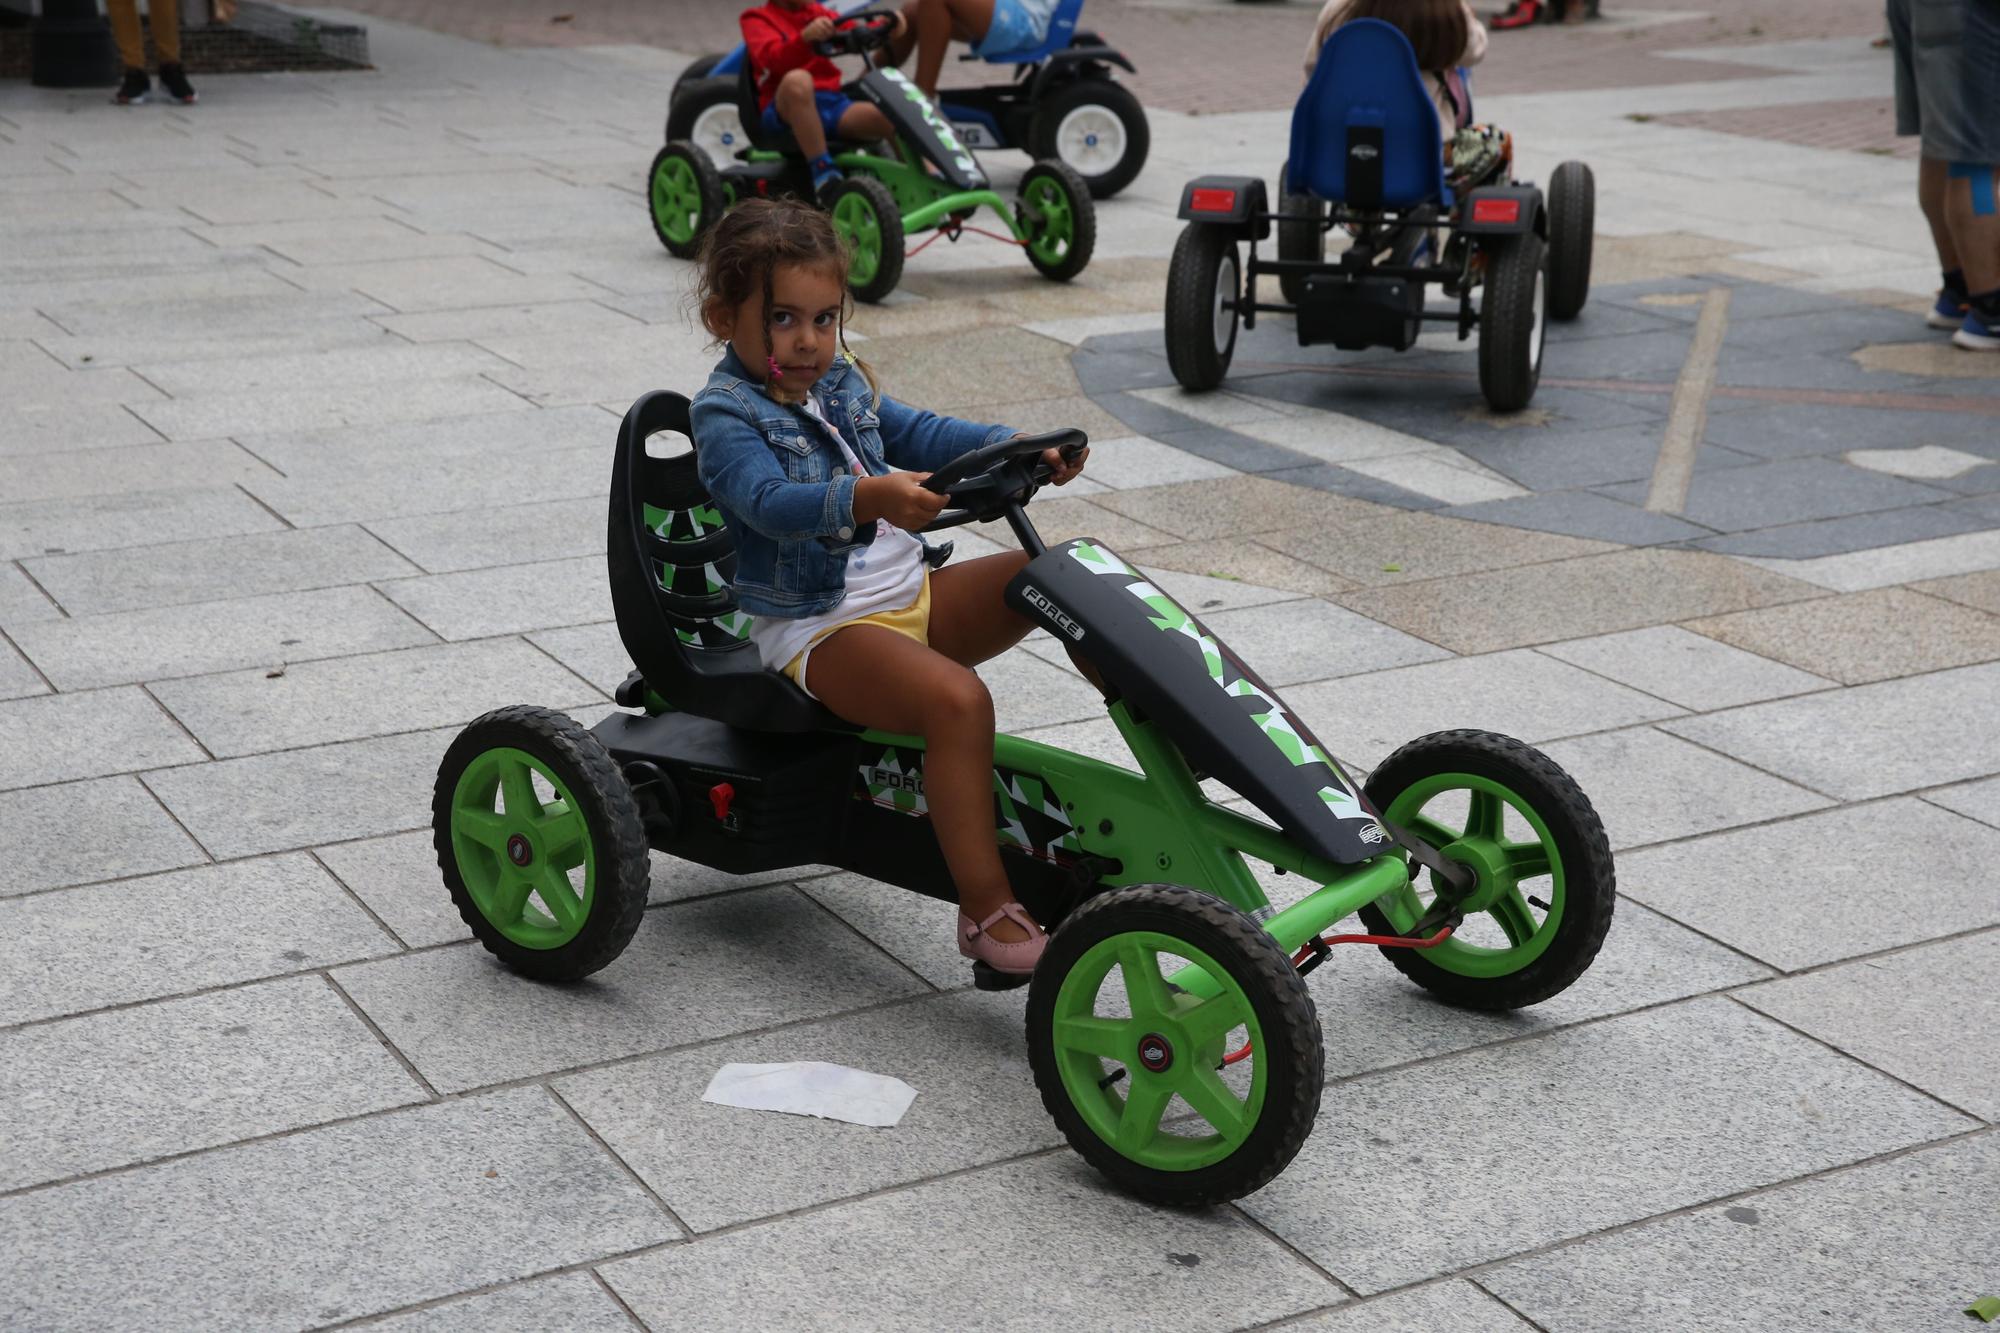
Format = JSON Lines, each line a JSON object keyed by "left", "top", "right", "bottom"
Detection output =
{"left": 971, "top": 961, "right": 1033, "bottom": 992}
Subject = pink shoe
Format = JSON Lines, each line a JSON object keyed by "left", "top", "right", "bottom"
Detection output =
{"left": 958, "top": 902, "right": 1048, "bottom": 978}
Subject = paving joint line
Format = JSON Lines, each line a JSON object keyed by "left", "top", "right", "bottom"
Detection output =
{"left": 321, "top": 970, "right": 441, "bottom": 1098}
{"left": 137, "top": 679, "right": 217, "bottom": 762}
{"left": 793, "top": 881, "right": 949, "bottom": 994}
{"left": 1465, "top": 1277, "right": 1560, "bottom": 1333}
{"left": 132, "top": 768, "right": 221, "bottom": 863}
{"left": 587, "top": 1269, "right": 652, "bottom": 1332}
{"left": 543, "top": 1082, "right": 698, "bottom": 1240}
{"left": 1226, "top": 1200, "right": 1365, "bottom": 1302}
{"left": 309, "top": 847, "right": 416, "bottom": 951}
{"left": 312, "top": 1236, "right": 686, "bottom": 1330}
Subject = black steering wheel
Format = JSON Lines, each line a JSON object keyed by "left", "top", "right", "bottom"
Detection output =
{"left": 919, "top": 429, "right": 1088, "bottom": 533}
{"left": 813, "top": 7, "right": 901, "bottom": 58}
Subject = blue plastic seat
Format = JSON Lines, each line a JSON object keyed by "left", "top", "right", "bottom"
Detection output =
{"left": 1289, "top": 17, "right": 1451, "bottom": 211}
{"left": 978, "top": 0, "right": 1084, "bottom": 64}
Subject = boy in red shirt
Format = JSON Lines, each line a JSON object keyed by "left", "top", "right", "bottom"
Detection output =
{"left": 743, "top": 0, "right": 904, "bottom": 196}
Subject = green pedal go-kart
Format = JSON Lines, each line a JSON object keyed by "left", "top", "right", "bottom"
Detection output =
{"left": 645, "top": 9, "right": 1094, "bottom": 303}
{"left": 431, "top": 390, "right": 1617, "bottom": 1204}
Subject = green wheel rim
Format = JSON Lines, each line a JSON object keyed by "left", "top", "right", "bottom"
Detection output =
{"left": 449, "top": 746, "right": 597, "bottom": 950}
{"left": 651, "top": 154, "right": 703, "bottom": 246}
{"left": 1376, "top": 773, "right": 1565, "bottom": 977}
{"left": 1051, "top": 931, "right": 1265, "bottom": 1171}
{"left": 831, "top": 191, "right": 883, "bottom": 287}
{"left": 1021, "top": 176, "right": 1075, "bottom": 267}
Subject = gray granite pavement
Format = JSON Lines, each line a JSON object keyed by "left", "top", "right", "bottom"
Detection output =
{"left": 1, "top": 12, "right": 1994, "bottom": 1333}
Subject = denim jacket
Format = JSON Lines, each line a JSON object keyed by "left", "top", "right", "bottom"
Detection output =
{"left": 691, "top": 346, "right": 1014, "bottom": 618}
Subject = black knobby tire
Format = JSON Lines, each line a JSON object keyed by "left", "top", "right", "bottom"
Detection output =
{"left": 1164, "top": 223, "right": 1240, "bottom": 392}
{"left": 1026, "top": 884, "right": 1324, "bottom": 1206}
{"left": 1477, "top": 231, "right": 1546, "bottom": 412}
{"left": 1018, "top": 158, "right": 1097, "bottom": 282}
{"left": 1546, "top": 160, "right": 1595, "bottom": 321}
{"left": 1358, "top": 729, "right": 1615, "bottom": 1010}
{"left": 1275, "top": 159, "right": 1325, "bottom": 305}
{"left": 824, "top": 175, "right": 906, "bottom": 304}
{"left": 648, "top": 142, "right": 726, "bottom": 260}
{"left": 1027, "top": 78, "right": 1150, "bottom": 199}
{"left": 665, "top": 77, "right": 748, "bottom": 161}
{"left": 433, "top": 705, "right": 652, "bottom": 982}
{"left": 670, "top": 52, "right": 722, "bottom": 109}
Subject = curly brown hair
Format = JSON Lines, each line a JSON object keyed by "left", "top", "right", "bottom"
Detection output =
{"left": 1327, "top": 0, "right": 1469, "bottom": 70}
{"left": 692, "top": 197, "right": 870, "bottom": 396}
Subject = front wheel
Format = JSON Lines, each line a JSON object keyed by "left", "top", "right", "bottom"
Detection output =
{"left": 1028, "top": 78, "right": 1150, "bottom": 199}
{"left": 1358, "top": 729, "right": 1614, "bottom": 1010}
{"left": 648, "top": 142, "right": 725, "bottom": 259}
{"left": 1027, "top": 885, "right": 1323, "bottom": 1206}
{"left": 669, "top": 52, "right": 722, "bottom": 107}
{"left": 1017, "top": 159, "right": 1096, "bottom": 282}
{"left": 1546, "top": 160, "right": 1595, "bottom": 320}
{"left": 1476, "top": 231, "right": 1546, "bottom": 412}
{"left": 825, "top": 175, "right": 906, "bottom": 303}
{"left": 1164, "top": 223, "right": 1240, "bottom": 391}
{"left": 433, "top": 705, "right": 652, "bottom": 981}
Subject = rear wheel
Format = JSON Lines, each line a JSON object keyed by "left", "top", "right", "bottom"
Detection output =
{"left": 1165, "top": 223, "right": 1240, "bottom": 391}
{"left": 1018, "top": 159, "right": 1096, "bottom": 282}
{"left": 648, "top": 142, "right": 724, "bottom": 259}
{"left": 1276, "top": 159, "right": 1325, "bottom": 304}
{"left": 826, "top": 175, "right": 906, "bottom": 303}
{"left": 666, "top": 77, "right": 749, "bottom": 166}
{"left": 1358, "top": 730, "right": 1614, "bottom": 1010}
{"left": 434, "top": 706, "right": 651, "bottom": 981}
{"left": 1477, "top": 231, "right": 1546, "bottom": 411}
{"left": 669, "top": 52, "right": 722, "bottom": 108}
{"left": 1028, "top": 78, "right": 1150, "bottom": 199}
{"left": 1027, "top": 884, "right": 1323, "bottom": 1205}
{"left": 1546, "top": 160, "right": 1595, "bottom": 320}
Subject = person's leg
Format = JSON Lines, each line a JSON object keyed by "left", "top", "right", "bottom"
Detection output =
{"left": 151, "top": 0, "right": 182, "bottom": 64}
{"left": 913, "top": 0, "right": 996, "bottom": 96}
{"left": 106, "top": 0, "right": 145, "bottom": 71}
{"left": 926, "top": 550, "right": 1113, "bottom": 693}
{"left": 834, "top": 102, "right": 896, "bottom": 144}
{"left": 1920, "top": 156, "right": 1963, "bottom": 272}
{"left": 888, "top": 0, "right": 932, "bottom": 67}
{"left": 1944, "top": 164, "right": 2000, "bottom": 294}
{"left": 805, "top": 625, "right": 1031, "bottom": 939}
{"left": 773, "top": 69, "right": 829, "bottom": 161}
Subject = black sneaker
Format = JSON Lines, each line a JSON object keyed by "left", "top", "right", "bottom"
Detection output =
{"left": 112, "top": 68, "right": 150, "bottom": 105}
{"left": 158, "top": 63, "right": 198, "bottom": 105}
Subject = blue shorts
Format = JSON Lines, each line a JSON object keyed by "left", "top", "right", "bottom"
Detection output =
{"left": 974, "top": 0, "right": 1054, "bottom": 58}
{"left": 761, "top": 89, "right": 854, "bottom": 143}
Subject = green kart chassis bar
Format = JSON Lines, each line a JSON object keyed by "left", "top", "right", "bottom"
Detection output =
{"left": 744, "top": 146, "right": 1035, "bottom": 243}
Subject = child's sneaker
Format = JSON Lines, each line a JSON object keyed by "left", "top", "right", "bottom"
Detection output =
{"left": 1953, "top": 305, "right": 2000, "bottom": 352}
{"left": 1931, "top": 291, "right": 1970, "bottom": 329}
{"left": 158, "top": 63, "right": 198, "bottom": 106}
{"left": 112, "top": 68, "right": 150, "bottom": 105}
{"left": 809, "top": 154, "right": 844, "bottom": 201}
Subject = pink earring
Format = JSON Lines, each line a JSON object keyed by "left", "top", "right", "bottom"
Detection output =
{"left": 766, "top": 355, "right": 784, "bottom": 382}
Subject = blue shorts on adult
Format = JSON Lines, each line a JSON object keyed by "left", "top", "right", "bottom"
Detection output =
{"left": 974, "top": 0, "right": 1056, "bottom": 58}
{"left": 761, "top": 89, "right": 855, "bottom": 141}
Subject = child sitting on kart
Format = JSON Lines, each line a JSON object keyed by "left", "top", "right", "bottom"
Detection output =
{"left": 1305, "top": 0, "right": 1487, "bottom": 147}
{"left": 689, "top": 198, "right": 1091, "bottom": 979}
{"left": 889, "top": 0, "right": 1058, "bottom": 98}
{"left": 742, "top": 0, "right": 908, "bottom": 196}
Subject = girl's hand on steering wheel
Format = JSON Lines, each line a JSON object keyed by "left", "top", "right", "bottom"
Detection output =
{"left": 1041, "top": 443, "right": 1088, "bottom": 485}
{"left": 855, "top": 471, "right": 948, "bottom": 530}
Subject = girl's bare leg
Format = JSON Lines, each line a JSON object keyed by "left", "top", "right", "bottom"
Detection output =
{"left": 928, "top": 551, "right": 1112, "bottom": 693}
{"left": 805, "top": 625, "right": 1033, "bottom": 941}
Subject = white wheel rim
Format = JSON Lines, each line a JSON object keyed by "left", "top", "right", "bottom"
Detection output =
{"left": 691, "top": 103, "right": 746, "bottom": 164}
{"left": 1530, "top": 260, "right": 1546, "bottom": 372}
{"left": 1055, "top": 104, "right": 1127, "bottom": 176}
{"left": 1215, "top": 250, "right": 1238, "bottom": 355}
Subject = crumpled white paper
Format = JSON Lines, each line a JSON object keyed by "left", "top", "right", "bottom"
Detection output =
{"left": 701, "top": 1061, "right": 918, "bottom": 1128}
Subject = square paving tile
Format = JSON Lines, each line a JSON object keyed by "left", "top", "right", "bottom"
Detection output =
{"left": 1340, "top": 548, "right": 1824, "bottom": 655}
{"left": 558, "top": 990, "right": 1067, "bottom": 1231}
{"left": 333, "top": 886, "right": 929, "bottom": 1093}
{"left": 1535, "top": 625, "right": 1832, "bottom": 711}
{"left": 1446, "top": 490, "right": 1718, "bottom": 546}
{"left": 601, "top": 1153, "right": 1340, "bottom": 1332}
{"left": 1263, "top": 510, "right": 1614, "bottom": 589}
{"left": 0, "top": 636, "right": 44, "bottom": 701}
{"left": 1596, "top": 457, "right": 1953, "bottom": 533}
{"left": 1173, "top": 598, "right": 1452, "bottom": 687}
{"left": 1914, "top": 568, "right": 2000, "bottom": 615}
{"left": 1, "top": 776, "right": 205, "bottom": 897}
{"left": 1924, "top": 774, "right": 2000, "bottom": 830}
{"left": 1538, "top": 726, "right": 1832, "bottom": 851}
{"left": 0, "top": 855, "right": 398, "bottom": 1025}
{"left": 1686, "top": 588, "right": 2000, "bottom": 685}
{"left": 147, "top": 639, "right": 602, "bottom": 758}
{"left": 1128, "top": 537, "right": 1361, "bottom": 597}
{"left": 1481, "top": 1133, "right": 2000, "bottom": 1333}
{"left": 1691, "top": 502, "right": 1989, "bottom": 559}
{"left": 0, "top": 485, "right": 284, "bottom": 563}
{"left": 1283, "top": 650, "right": 1684, "bottom": 774}
{"left": 365, "top": 497, "right": 604, "bottom": 575}
{"left": 1665, "top": 661, "right": 2000, "bottom": 799}
{"left": 364, "top": 1273, "right": 637, "bottom": 1332}
{"left": 1282, "top": 1283, "right": 1535, "bottom": 1331}
{"left": 0, "top": 440, "right": 278, "bottom": 506}
{"left": 21, "top": 525, "right": 418, "bottom": 616}
{"left": 1737, "top": 932, "right": 2000, "bottom": 1119}
{"left": 1618, "top": 798, "right": 2000, "bottom": 970}
{"left": 1089, "top": 474, "right": 1385, "bottom": 542}
{"left": 0, "top": 1088, "right": 677, "bottom": 1332}
{"left": 375, "top": 556, "right": 612, "bottom": 641}
{"left": 1243, "top": 998, "right": 1975, "bottom": 1293}
{"left": 0, "top": 688, "right": 205, "bottom": 792}
{"left": 1076, "top": 435, "right": 1239, "bottom": 489}
{"left": 0, "top": 975, "right": 424, "bottom": 1191}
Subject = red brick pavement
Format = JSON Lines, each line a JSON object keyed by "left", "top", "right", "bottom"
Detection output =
{"left": 336, "top": 0, "right": 1885, "bottom": 113}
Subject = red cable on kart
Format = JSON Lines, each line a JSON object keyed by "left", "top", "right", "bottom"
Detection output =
{"left": 1218, "top": 925, "right": 1456, "bottom": 1067}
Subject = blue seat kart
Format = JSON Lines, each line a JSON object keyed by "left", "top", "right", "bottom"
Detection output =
{"left": 429, "top": 391, "right": 1616, "bottom": 1205}
{"left": 1163, "top": 19, "right": 1595, "bottom": 411}
{"left": 667, "top": 0, "right": 1149, "bottom": 198}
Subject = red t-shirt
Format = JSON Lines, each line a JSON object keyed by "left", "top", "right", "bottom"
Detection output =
{"left": 741, "top": 3, "right": 844, "bottom": 110}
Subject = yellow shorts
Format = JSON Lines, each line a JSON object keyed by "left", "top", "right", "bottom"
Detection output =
{"left": 783, "top": 572, "right": 932, "bottom": 699}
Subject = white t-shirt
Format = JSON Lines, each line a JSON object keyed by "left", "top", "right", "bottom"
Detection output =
{"left": 748, "top": 392, "right": 927, "bottom": 674}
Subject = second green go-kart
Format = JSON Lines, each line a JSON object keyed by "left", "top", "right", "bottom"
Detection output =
{"left": 432, "top": 390, "right": 1616, "bottom": 1205}
{"left": 646, "top": 9, "right": 1094, "bottom": 303}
